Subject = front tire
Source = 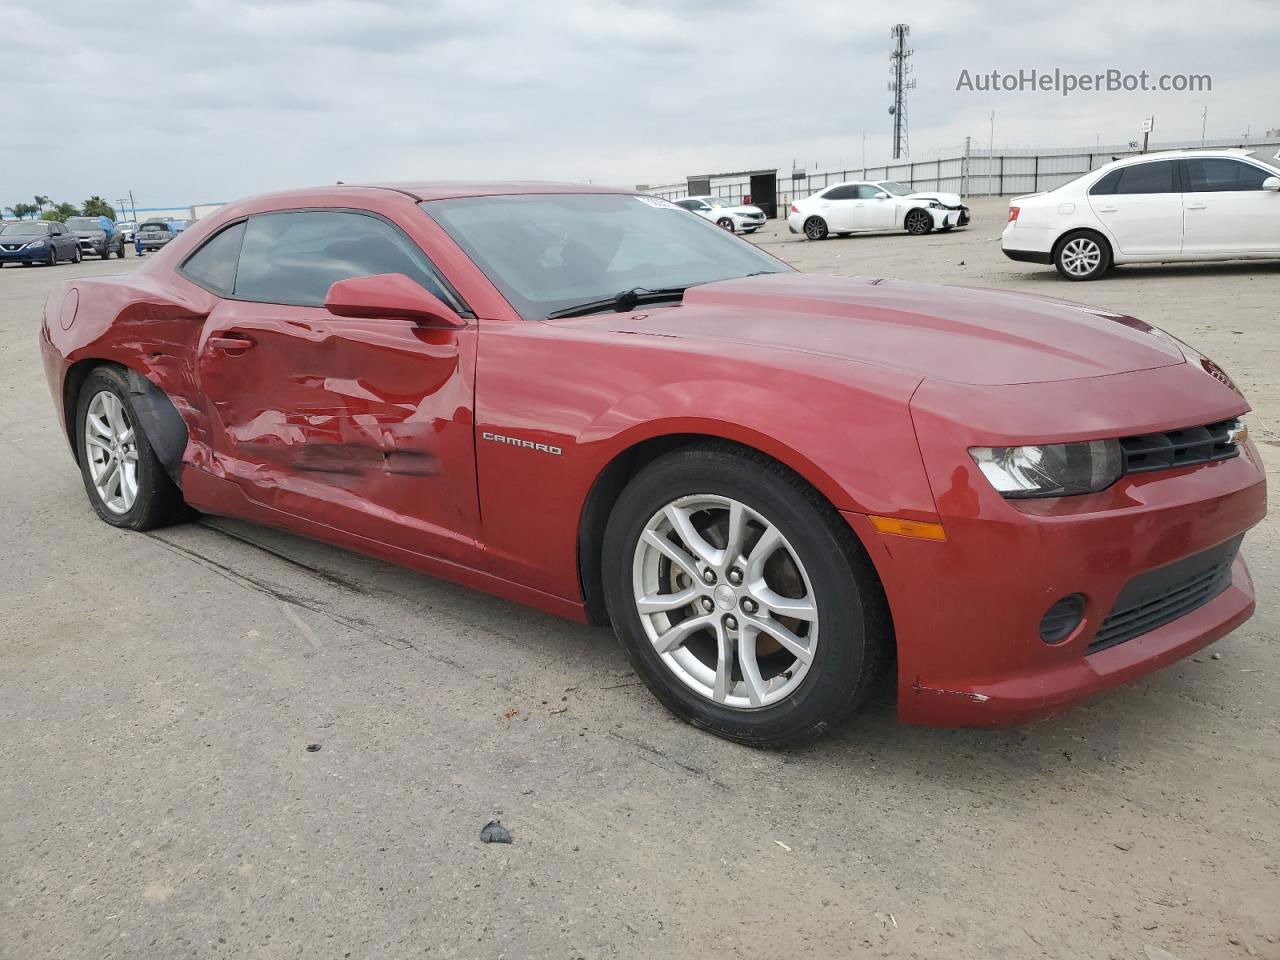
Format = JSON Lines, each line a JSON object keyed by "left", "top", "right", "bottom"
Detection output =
{"left": 716, "top": 217, "right": 734, "bottom": 232}
{"left": 602, "top": 444, "right": 889, "bottom": 747}
{"left": 1054, "top": 230, "right": 1111, "bottom": 281}
{"left": 904, "top": 209, "right": 933, "bottom": 235}
{"left": 802, "top": 216, "right": 828, "bottom": 241}
{"left": 74, "top": 367, "right": 189, "bottom": 531}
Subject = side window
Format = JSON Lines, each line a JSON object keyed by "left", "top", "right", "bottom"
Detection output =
{"left": 1114, "top": 160, "right": 1176, "bottom": 194}
{"left": 674, "top": 199, "right": 695, "bottom": 210}
{"left": 49, "top": 224, "right": 61, "bottom": 235}
{"left": 232, "top": 210, "right": 457, "bottom": 310}
{"left": 1089, "top": 169, "right": 1123, "bottom": 195}
{"left": 823, "top": 185, "right": 860, "bottom": 200}
{"left": 180, "top": 221, "right": 247, "bottom": 296}
{"left": 854, "top": 185, "right": 885, "bottom": 199}
{"left": 1186, "top": 158, "right": 1271, "bottom": 192}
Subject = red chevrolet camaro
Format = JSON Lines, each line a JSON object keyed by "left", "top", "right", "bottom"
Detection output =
{"left": 39, "top": 182, "right": 1266, "bottom": 745}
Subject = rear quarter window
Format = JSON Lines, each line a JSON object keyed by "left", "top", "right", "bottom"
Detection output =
{"left": 179, "top": 221, "right": 247, "bottom": 296}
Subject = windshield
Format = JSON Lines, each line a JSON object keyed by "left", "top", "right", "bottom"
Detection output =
{"left": 1, "top": 222, "right": 50, "bottom": 237}
{"left": 705, "top": 197, "right": 735, "bottom": 208}
{"left": 878, "top": 182, "right": 909, "bottom": 196}
{"left": 140, "top": 222, "right": 168, "bottom": 231}
{"left": 422, "top": 193, "right": 790, "bottom": 319}
{"left": 66, "top": 217, "right": 106, "bottom": 232}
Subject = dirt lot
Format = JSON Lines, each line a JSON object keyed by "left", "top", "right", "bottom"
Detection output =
{"left": 1, "top": 198, "right": 1276, "bottom": 960}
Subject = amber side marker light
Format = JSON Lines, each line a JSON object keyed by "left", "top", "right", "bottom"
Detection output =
{"left": 868, "top": 515, "right": 947, "bottom": 541}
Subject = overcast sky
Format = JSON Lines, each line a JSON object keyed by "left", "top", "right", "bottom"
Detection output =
{"left": 5, "top": 0, "right": 1277, "bottom": 211}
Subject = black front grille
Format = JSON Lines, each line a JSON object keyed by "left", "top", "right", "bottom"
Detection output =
{"left": 1089, "top": 536, "right": 1241, "bottom": 654}
{"left": 1120, "top": 419, "right": 1240, "bottom": 475}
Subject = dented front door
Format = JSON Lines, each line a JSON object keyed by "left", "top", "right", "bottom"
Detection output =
{"left": 195, "top": 298, "right": 480, "bottom": 565}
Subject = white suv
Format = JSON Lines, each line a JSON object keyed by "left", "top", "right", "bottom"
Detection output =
{"left": 1002, "top": 149, "right": 1280, "bottom": 280}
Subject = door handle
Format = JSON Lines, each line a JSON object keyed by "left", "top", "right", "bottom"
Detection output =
{"left": 207, "top": 332, "right": 256, "bottom": 353}
{"left": 1097, "top": 205, "right": 1118, "bottom": 213}
{"left": 1186, "top": 202, "right": 1207, "bottom": 210}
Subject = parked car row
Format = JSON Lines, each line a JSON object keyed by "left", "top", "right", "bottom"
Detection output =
{"left": 0, "top": 220, "right": 88, "bottom": 266}
{"left": 0, "top": 214, "right": 198, "bottom": 268}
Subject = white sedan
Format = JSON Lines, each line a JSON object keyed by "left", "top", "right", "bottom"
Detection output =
{"left": 1002, "top": 149, "right": 1280, "bottom": 280}
{"left": 786, "top": 181, "right": 962, "bottom": 240}
{"left": 673, "top": 196, "right": 767, "bottom": 233}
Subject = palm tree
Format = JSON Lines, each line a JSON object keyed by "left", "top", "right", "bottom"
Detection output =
{"left": 34, "top": 195, "right": 50, "bottom": 211}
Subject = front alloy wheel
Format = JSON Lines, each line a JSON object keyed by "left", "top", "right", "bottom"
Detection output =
{"left": 602, "top": 444, "right": 889, "bottom": 746}
{"left": 904, "top": 209, "right": 932, "bottom": 235}
{"left": 632, "top": 494, "right": 817, "bottom": 708}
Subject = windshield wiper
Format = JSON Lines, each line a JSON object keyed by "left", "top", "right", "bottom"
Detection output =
{"left": 545, "top": 286, "right": 689, "bottom": 320}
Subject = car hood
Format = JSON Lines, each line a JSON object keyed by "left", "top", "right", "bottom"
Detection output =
{"left": 558, "top": 273, "right": 1186, "bottom": 386}
{"left": 902, "top": 191, "right": 963, "bottom": 206}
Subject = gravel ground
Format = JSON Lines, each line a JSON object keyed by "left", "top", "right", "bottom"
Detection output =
{"left": 1, "top": 199, "right": 1276, "bottom": 960}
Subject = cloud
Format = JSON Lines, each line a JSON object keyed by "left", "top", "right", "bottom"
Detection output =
{"left": 4, "top": 0, "right": 1275, "bottom": 209}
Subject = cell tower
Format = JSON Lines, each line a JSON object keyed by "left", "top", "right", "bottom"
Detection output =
{"left": 888, "top": 23, "right": 915, "bottom": 159}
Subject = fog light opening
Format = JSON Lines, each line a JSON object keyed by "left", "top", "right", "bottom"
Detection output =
{"left": 1039, "top": 594, "right": 1086, "bottom": 645}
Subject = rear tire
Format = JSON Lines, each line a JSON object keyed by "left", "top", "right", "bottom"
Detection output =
{"left": 1053, "top": 229, "right": 1111, "bottom": 281}
{"left": 803, "top": 216, "right": 828, "bottom": 241}
{"left": 602, "top": 444, "right": 890, "bottom": 747}
{"left": 74, "top": 367, "right": 189, "bottom": 531}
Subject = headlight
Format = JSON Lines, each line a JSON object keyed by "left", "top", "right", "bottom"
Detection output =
{"left": 927, "top": 200, "right": 945, "bottom": 209}
{"left": 969, "top": 440, "right": 1123, "bottom": 498}
{"left": 26, "top": 239, "right": 47, "bottom": 249}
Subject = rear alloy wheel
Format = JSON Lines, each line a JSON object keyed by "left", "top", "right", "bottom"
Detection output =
{"left": 716, "top": 217, "right": 734, "bottom": 232}
{"left": 904, "top": 209, "right": 933, "bottom": 235}
{"left": 603, "top": 445, "right": 888, "bottom": 746}
{"left": 75, "top": 367, "right": 189, "bottom": 530}
{"left": 1054, "top": 230, "right": 1111, "bottom": 281}
{"left": 803, "top": 216, "right": 828, "bottom": 241}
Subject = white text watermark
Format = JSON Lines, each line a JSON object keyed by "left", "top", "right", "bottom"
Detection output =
{"left": 956, "top": 68, "right": 1211, "bottom": 96}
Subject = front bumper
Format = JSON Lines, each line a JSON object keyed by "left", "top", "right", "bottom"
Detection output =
{"left": 78, "top": 239, "right": 107, "bottom": 255}
{"left": 856, "top": 365, "right": 1266, "bottom": 727}
{"left": 0, "top": 245, "right": 49, "bottom": 263}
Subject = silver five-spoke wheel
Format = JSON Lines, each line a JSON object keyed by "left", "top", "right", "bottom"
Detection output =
{"left": 632, "top": 494, "right": 818, "bottom": 709}
{"left": 1059, "top": 236, "right": 1102, "bottom": 277}
{"left": 84, "top": 390, "right": 140, "bottom": 515}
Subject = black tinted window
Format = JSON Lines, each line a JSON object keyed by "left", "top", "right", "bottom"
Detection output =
{"left": 1090, "top": 169, "right": 1122, "bottom": 195}
{"left": 233, "top": 210, "right": 451, "bottom": 309}
{"left": 1115, "top": 161, "right": 1176, "bottom": 194}
{"left": 180, "top": 221, "right": 246, "bottom": 295}
{"left": 1186, "top": 158, "right": 1271, "bottom": 192}
{"left": 823, "top": 185, "right": 860, "bottom": 200}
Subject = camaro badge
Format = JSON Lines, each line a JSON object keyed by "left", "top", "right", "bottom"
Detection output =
{"left": 482, "top": 431, "right": 563, "bottom": 456}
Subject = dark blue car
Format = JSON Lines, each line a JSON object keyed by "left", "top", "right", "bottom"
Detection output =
{"left": 0, "top": 220, "right": 81, "bottom": 266}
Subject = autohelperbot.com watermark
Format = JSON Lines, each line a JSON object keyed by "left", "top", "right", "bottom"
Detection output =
{"left": 956, "top": 68, "right": 1211, "bottom": 96}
